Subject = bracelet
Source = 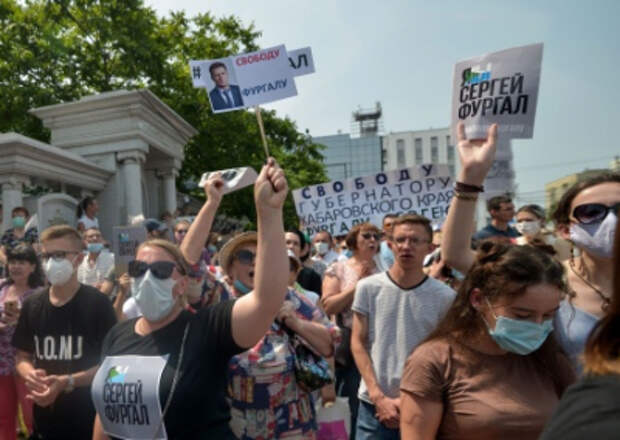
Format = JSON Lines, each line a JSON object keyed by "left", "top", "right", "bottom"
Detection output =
{"left": 454, "top": 181, "right": 484, "bottom": 193}
{"left": 454, "top": 191, "right": 479, "bottom": 202}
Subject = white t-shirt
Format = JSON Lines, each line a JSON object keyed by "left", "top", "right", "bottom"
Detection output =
{"left": 78, "top": 214, "right": 99, "bottom": 230}
{"left": 351, "top": 272, "right": 455, "bottom": 402}
{"left": 77, "top": 251, "right": 114, "bottom": 287}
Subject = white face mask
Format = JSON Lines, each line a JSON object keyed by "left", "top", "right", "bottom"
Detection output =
{"left": 131, "top": 270, "right": 177, "bottom": 322}
{"left": 43, "top": 258, "right": 75, "bottom": 286}
{"left": 314, "top": 242, "right": 329, "bottom": 256}
{"left": 570, "top": 212, "right": 617, "bottom": 259}
{"left": 515, "top": 220, "right": 542, "bottom": 237}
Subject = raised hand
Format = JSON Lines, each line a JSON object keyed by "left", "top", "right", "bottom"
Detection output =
{"left": 203, "top": 172, "right": 225, "bottom": 206}
{"left": 254, "top": 158, "right": 288, "bottom": 211}
{"left": 456, "top": 122, "right": 498, "bottom": 186}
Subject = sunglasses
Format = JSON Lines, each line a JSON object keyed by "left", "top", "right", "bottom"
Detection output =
{"left": 128, "top": 260, "right": 177, "bottom": 279}
{"left": 234, "top": 249, "right": 256, "bottom": 265}
{"left": 360, "top": 232, "right": 381, "bottom": 241}
{"left": 572, "top": 202, "right": 620, "bottom": 225}
{"left": 175, "top": 229, "right": 188, "bottom": 235}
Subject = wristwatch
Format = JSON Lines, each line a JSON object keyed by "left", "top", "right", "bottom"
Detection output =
{"left": 65, "top": 374, "right": 75, "bottom": 393}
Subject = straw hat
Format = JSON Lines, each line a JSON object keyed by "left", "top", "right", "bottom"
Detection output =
{"left": 218, "top": 231, "right": 258, "bottom": 275}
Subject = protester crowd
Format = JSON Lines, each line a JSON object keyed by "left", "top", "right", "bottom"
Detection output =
{"left": 0, "top": 126, "right": 618, "bottom": 440}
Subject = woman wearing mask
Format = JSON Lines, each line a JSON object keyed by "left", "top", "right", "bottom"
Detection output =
{"left": 91, "top": 159, "right": 291, "bottom": 439}
{"left": 540, "top": 214, "right": 620, "bottom": 439}
{"left": 0, "top": 207, "right": 39, "bottom": 270}
{"left": 0, "top": 245, "right": 44, "bottom": 439}
{"left": 220, "top": 231, "right": 337, "bottom": 439}
{"left": 441, "top": 123, "right": 619, "bottom": 373}
{"left": 552, "top": 173, "right": 620, "bottom": 371}
{"left": 400, "top": 124, "right": 575, "bottom": 439}
{"left": 320, "top": 223, "right": 381, "bottom": 438}
{"left": 514, "top": 204, "right": 570, "bottom": 260}
{"left": 76, "top": 196, "right": 99, "bottom": 233}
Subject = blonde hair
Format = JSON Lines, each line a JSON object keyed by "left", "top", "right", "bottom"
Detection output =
{"left": 40, "top": 225, "right": 82, "bottom": 249}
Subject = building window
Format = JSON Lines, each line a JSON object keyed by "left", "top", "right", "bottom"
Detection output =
{"left": 449, "top": 164, "right": 455, "bottom": 176}
{"left": 431, "top": 137, "right": 438, "bottom": 163}
{"left": 447, "top": 145, "right": 455, "bottom": 163}
{"left": 396, "top": 139, "right": 405, "bottom": 167}
{"left": 446, "top": 135, "right": 451, "bottom": 146}
{"left": 414, "top": 138, "right": 423, "bottom": 164}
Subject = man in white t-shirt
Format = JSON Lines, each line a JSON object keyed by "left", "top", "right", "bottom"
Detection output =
{"left": 311, "top": 230, "right": 340, "bottom": 269}
{"left": 351, "top": 214, "right": 455, "bottom": 439}
{"left": 77, "top": 227, "right": 114, "bottom": 291}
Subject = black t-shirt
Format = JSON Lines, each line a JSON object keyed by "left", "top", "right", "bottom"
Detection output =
{"left": 12, "top": 284, "right": 117, "bottom": 440}
{"left": 94, "top": 300, "right": 244, "bottom": 439}
{"left": 297, "top": 266, "right": 322, "bottom": 296}
{"left": 540, "top": 374, "right": 620, "bottom": 439}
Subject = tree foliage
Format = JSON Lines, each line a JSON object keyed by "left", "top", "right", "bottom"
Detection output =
{"left": 0, "top": 0, "right": 326, "bottom": 228}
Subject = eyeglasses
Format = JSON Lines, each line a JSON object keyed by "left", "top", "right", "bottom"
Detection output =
{"left": 572, "top": 202, "right": 620, "bottom": 225}
{"left": 393, "top": 237, "right": 430, "bottom": 246}
{"left": 234, "top": 249, "right": 256, "bottom": 265}
{"left": 175, "top": 229, "right": 188, "bottom": 235}
{"left": 40, "top": 250, "right": 79, "bottom": 261}
{"left": 360, "top": 232, "right": 381, "bottom": 241}
{"left": 128, "top": 260, "right": 177, "bottom": 279}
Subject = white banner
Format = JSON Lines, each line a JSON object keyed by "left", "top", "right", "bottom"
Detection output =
{"left": 451, "top": 43, "right": 543, "bottom": 140}
{"left": 288, "top": 47, "right": 315, "bottom": 77}
{"left": 293, "top": 165, "right": 453, "bottom": 236}
{"left": 190, "top": 44, "right": 297, "bottom": 113}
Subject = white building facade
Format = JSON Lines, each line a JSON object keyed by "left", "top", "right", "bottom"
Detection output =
{"left": 0, "top": 89, "right": 197, "bottom": 239}
{"left": 382, "top": 127, "right": 458, "bottom": 177}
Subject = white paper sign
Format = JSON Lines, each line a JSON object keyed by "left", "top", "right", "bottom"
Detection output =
{"left": 198, "top": 167, "right": 258, "bottom": 194}
{"left": 190, "top": 44, "right": 297, "bottom": 113}
{"left": 288, "top": 47, "right": 315, "bottom": 77}
{"left": 451, "top": 43, "right": 543, "bottom": 140}
{"left": 112, "top": 225, "right": 147, "bottom": 267}
{"left": 293, "top": 165, "right": 453, "bottom": 236}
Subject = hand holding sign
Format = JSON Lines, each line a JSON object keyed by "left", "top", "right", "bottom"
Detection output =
{"left": 202, "top": 172, "right": 225, "bottom": 206}
{"left": 255, "top": 158, "right": 288, "bottom": 211}
{"left": 457, "top": 122, "right": 498, "bottom": 186}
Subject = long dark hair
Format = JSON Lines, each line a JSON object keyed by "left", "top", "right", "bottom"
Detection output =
{"left": 6, "top": 244, "right": 45, "bottom": 288}
{"left": 76, "top": 196, "right": 95, "bottom": 218}
{"left": 583, "top": 213, "right": 620, "bottom": 375}
{"left": 424, "top": 241, "right": 570, "bottom": 395}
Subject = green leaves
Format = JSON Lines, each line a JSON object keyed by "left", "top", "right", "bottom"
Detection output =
{"left": 1, "top": 0, "right": 326, "bottom": 228}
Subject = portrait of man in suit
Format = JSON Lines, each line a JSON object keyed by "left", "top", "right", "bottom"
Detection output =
{"left": 208, "top": 61, "right": 244, "bottom": 111}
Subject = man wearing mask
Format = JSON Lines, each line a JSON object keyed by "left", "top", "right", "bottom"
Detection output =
{"left": 285, "top": 229, "right": 323, "bottom": 296}
{"left": 12, "top": 225, "right": 116, "bottom": 440}
{"left": 379, "top": 214, "right": 397, "bottom": 270}
{"left": 77, "top": 227, "right": 115, "bottom": 292}
{"left": 312, "top": 230, "right": 340, "bottom": 268}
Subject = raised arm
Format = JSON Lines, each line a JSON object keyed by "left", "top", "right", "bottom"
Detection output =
{"left": 441, "top": 122, "right": 498, "bottom": 274}
{"left": 180, "top": 173, "right": 225, "bottom": 265}
{"left": 231, "top": 158, "right": 289, "bottom": 348}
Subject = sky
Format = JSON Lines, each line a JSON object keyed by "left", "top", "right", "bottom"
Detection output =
{"left": 148, "top": 0, "right": 619, "bottom": 207}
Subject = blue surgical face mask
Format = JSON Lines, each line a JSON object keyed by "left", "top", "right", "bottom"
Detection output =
{"left": 570, "top": 212, "right": 617, "bottom": 259}
{"left": 234, "top": 279, "right": 252, "bottom": 295}
{"left": 484, "top": 299, "right": 553, "bottom": 355}
{"left": 12, "top": 216, "right": 26, "bottom": 229}
{"left": 343, "top": 250, "right": 353, "bottom": 259}
{"left": 207, "top": 245, "right": 217, "bottom": 253}
{"left": 87, "top": 243, "right": 104, "bottom": 253}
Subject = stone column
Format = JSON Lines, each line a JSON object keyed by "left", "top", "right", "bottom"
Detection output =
{"left": 160, "top": 169, "right": 179, "bottom": 215}
{"left": 117, "top": 151, "right": 146, "bottom": 222}
{"left": 1, "top": 175, "right": 30, "bottom": 231}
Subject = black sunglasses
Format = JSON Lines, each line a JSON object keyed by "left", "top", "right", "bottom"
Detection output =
{"left": 361, "top": 232, "right": 381, "bottom": 241}
{"left": 572, "top": 202, "right": 620, "bottom": 225}
{"left": 234, "top": 249, "right": 256, "bottom": 265}
{"left": 128, "top": 260, "right": 177, "bottom": 279}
